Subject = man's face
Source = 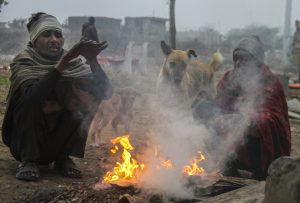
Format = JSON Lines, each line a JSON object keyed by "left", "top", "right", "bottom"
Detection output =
{"left": 33, "top": 30, "right": 64, "bottom": 60}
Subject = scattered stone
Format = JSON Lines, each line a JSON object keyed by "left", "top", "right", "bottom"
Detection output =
{"left": 263, "top": 156, "right": 300, "bottom": 203}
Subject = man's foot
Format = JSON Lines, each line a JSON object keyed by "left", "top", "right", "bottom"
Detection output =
{"left": 16, "top": 162, "right": 40, "bottom": 181}
{"left": 54, "top": 158, "right": 82, "bottom": 178}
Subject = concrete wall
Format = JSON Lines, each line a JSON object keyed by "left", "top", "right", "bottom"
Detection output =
{"left": 67, "top": 16, "right": 167, "bottom": 58}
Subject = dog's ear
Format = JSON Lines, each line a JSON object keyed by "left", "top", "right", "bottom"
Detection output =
{"left": 161, "top": 41, "right": 172, "bottom": 56}
{"left": 187, "top": 49, "right": 197, "bottom": 59}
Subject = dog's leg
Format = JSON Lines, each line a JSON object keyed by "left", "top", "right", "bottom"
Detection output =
{"left": 90, "top": 132, "right": 97, "bottom": 147}
{"left": 96, "top": 117, "right": 110, "bottom": 146}
{"left": 89, "top": 115, "right": 100, "bottom": 147}
{"left": 124, "top": 120, "right": 130, "bottom": 134}
{"left": 124, "top": 113, "right": 132, "bottom": 134}
{"left": 111, "top": 116, "right": 120, "bottom": 136}
{"left": 90, "top": 127, "right": 100, "bottom": 147}
{"left": 90, "top": 137, "right": 99, "bottom": 147}
{"left": 89, "top": 116, "right": 106, "bottom": 147}
{"left": 93, "top": 131, "right": 101, "bottom": 147}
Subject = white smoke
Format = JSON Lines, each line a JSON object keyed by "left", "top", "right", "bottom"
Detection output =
{"left": 133, "top": 60, "right": 266, "bottom": 199}
{"left": 98, "top": 49, "right": 267, "bottom": 199}
{"left": 210, "top": 62, "right": 266, "bottom": 171}
{"left": 134, "top": 85, "right": 213, "bottom": 199}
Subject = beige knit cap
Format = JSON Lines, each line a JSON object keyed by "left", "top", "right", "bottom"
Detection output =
{"left": 27, "top": 12, "right": 62, "bottom": 43}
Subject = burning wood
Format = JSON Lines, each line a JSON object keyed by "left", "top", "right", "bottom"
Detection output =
{"left": 183, "top": 151, "right": 205, "bottom": 176}
{"left": 102, "top": 134, "right": 210, "bottom": 188}
{"left": 102, "top": 135, "right": 145, "bottom": 187}
{"left": 161, "top": 159, "right": 173, "bottom": 168}
{"left": 100, "top": 133, "right": 251, "bottom": 201}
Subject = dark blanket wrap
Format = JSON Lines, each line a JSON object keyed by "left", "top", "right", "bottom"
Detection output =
{"left": 2, "top": 45, "right": 111, "bottom": 163}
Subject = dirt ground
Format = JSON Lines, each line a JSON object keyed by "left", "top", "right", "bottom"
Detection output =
{"left": 0, "top": 69, "right": 160, "bottom": 203}
{"left": 0, "top": 68, "right": 300, "bottom": 203}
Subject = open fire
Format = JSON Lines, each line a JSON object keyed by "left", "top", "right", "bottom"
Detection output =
{"left": 102, "top": 134, "right": 206, "bottom": 186}
{"left": 183, "top": 151, "right": 205, "bottom": 176}
{"left": 102, "top": 134, "right": 145, "bottom": 186}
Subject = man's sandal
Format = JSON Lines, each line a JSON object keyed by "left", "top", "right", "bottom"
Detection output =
{"left": 54, "top": 158, "right": 82, "bottom": 178}
{"left": 15, "top": 162, "right": 40, "bottom": 181}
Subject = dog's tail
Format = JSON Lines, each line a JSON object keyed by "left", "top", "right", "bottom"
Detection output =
{"left": 209, "top": 50, "right": 224, "bottom": 72}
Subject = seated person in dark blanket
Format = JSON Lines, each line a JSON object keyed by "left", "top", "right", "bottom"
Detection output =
{"left": 192, "top": 36, "right": 291, "bottom": 180}
{"left": 1, "top": 12, "right": 113, "bottom": 181}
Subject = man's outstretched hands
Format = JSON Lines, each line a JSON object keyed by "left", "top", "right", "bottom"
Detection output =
{"left": 56, "top": 40, "right": 108, "bottom": 73}
{"left": 66, "top": 40, "right": 108, "bottom": 61}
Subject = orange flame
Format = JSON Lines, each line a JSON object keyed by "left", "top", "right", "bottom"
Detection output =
{"left": 183, "top": 151, "right": 205, "bottom": 176}
{"left": 154, "top": 146, "right": 173, "bottom": 169}
{"left": 162, "top": 159, "right": 173, "bottom": 168}
{"left": 102, "top": 135, "right": 144, "bottom": 185}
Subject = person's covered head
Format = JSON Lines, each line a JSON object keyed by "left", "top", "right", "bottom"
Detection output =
{"left": 88, "top": 16, "right": 95, "bottom": 24}
{"left": 231, "top": 36, "right": 265, "bottom": 92}
{"left": 233, "top": 36, "right": 265, "bottom": 69}
{"left": 27, "top": 12, "right": 64, "bottom": 60}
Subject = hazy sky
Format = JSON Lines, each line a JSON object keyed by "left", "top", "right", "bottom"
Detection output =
{"left": 1, "top": 0, "right": 300, "bottom": 34}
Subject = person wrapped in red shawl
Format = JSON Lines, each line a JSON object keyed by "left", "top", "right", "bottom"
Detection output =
{"left": 193, "top": 36, "right": 291, "bottom": 180}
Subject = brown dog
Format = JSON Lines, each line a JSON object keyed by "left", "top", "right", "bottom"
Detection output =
{"left": 89, "top": 87, "right": 139, "bottom": 147}
{"left": 156, "top": 41, "right": 224, "bottom": 108}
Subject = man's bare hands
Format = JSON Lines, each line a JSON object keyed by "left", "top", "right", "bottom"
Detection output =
{"left": 64, "top": 40, "right": 108, "bottom": 61}
{"left": 80, "top": 40, "right": 108, "bottom": 61}
{"left": 55, "top": 40, "right": 108, "bottom": 73}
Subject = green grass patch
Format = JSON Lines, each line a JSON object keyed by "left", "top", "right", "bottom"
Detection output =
{"left": 0, "top": 75, "right": 10, "bottom": 86}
